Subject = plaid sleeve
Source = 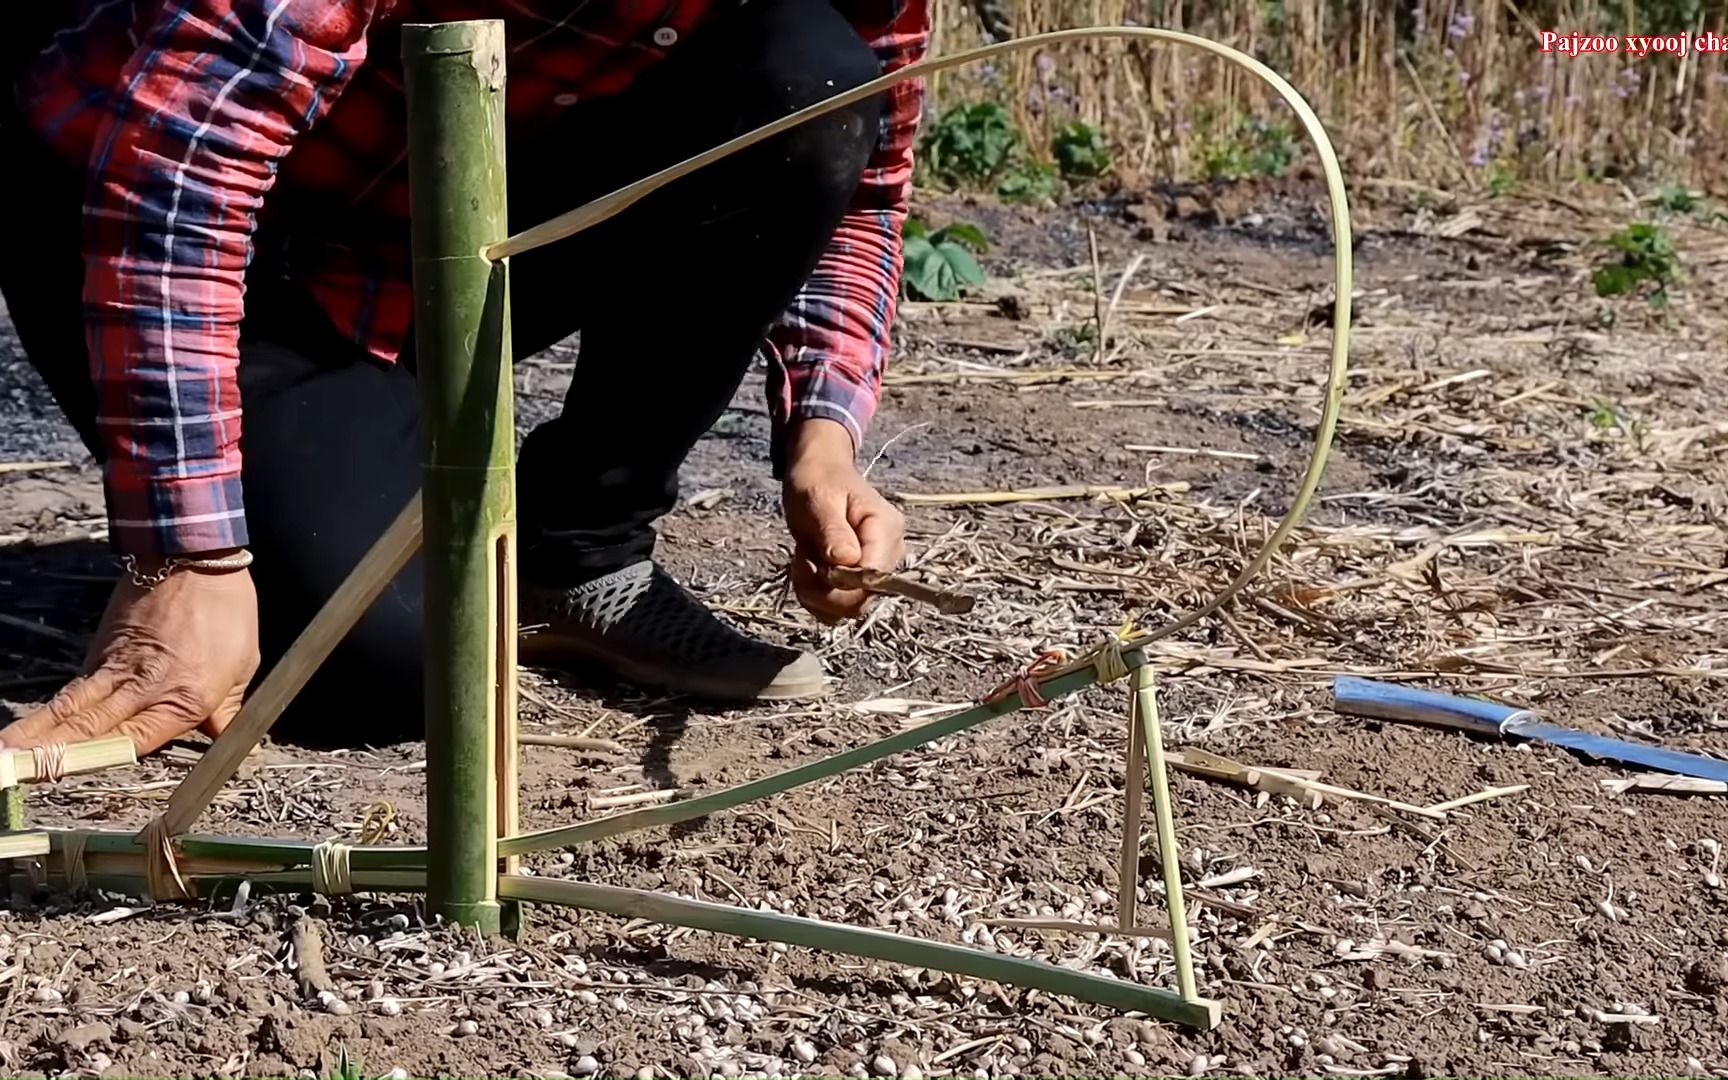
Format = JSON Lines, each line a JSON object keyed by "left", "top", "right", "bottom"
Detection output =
{"left": 764, "top": 0, "right": 928, "bottom": 471}
{"left": 83, "top": 0, "right": 376, "bottom": 555}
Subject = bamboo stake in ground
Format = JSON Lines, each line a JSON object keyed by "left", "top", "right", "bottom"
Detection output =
{"left": 403, "top": 18, "right": 512, "bottom": 934}
{"left": 1134, "top": 665, "right": 1199, "bottom": 1001}
{"left": 1117, "top": 678, "right": 1148, "bottom": 930}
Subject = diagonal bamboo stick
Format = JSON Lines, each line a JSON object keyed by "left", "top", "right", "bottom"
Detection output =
{"left": 1117, "top": 678, "right": 1148, "bottom": 931}
{"left": 499, "top": 874, "right": 1221, "bottom": 1029}
{"left": 499, "top": 650, "right": 1147, "bottom": 857}
{"left": 1135, "top": 667, "right": 1198, "bottom": 1001}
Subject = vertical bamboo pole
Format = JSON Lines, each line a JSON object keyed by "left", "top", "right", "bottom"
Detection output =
{"left": 1134, "top": 665, "right": 1197, "bottom": 1001}
{"left": 402, "top": 18, "right": 512, "bottom": 934}
{"left": 1117, "top": 680, "right": 1146, "bottom": 930}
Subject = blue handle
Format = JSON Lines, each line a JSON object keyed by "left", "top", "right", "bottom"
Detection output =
{"left": 1331, "top": 676, "right": 1529, "bottom": 735}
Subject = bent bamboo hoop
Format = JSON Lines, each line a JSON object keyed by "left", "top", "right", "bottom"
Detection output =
{"left": 487, "top": 26, "right": 1352, "bottom": 662}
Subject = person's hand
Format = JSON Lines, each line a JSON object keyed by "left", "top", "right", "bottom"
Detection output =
{"left": 782, "top": 419, "right": 906, "bottom": 623}
{"left": 0, "top": 557, "right": 260, "bottom": 756}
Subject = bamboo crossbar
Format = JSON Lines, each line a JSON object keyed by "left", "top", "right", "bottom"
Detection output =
{"left": 499, "top": 875, "right": 1222, "bottom": 1028}
{"left": 0, "top": 736, "right": 136, "bottom": 787}
{"left": 499, "top": 649, "right": 1149, "bottom": 856}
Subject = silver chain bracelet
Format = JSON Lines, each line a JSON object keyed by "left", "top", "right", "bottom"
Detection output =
{"left": 119, "top": 550, "right": 255, "bottom": 590}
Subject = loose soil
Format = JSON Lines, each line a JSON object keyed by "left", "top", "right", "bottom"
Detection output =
{"left": 2, "top": 180, "right": 1726, "bottom": 1079}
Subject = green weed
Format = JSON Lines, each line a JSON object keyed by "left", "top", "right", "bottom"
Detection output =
{"left": 996, "top": 160, "right": 1061, "bottom": 205}
{"left": 902, "top": 217, "right": 989, "bottom": 302}
{"left": 1591, "top": 222, "right": 1680, "bottom": 306}
{"left": 1051, "top": 121, "right": 1112, "bottom": 182}
{"left": 919, "top": 103, "right": 1024, "bottom": 188}
{"left": 1199, "top": 114, "right": 1299, "bottom": 181}
{"left": 1653, "top": 182, "right": 1703, "bottom": 214}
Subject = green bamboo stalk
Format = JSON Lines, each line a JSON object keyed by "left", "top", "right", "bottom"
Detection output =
{"left": 402, "top": 18, "right": 513, "bottom": 933}
{"left": 1, "top": 788, "right": 22, "bottom": 831}
{"left": 500, "top": 650, "right": 1149, "bottom": 857}
{"left": 500, "top": 875, "right": 1221, "bottom": 1029}
{"left": 1135, "top": 666, "right": 1198, "bottom": 1001}
{"left": 41, "top": 830, "right": 428, "bottom": 870}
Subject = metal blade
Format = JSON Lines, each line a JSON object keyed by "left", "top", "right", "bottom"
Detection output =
{"left": 1505, "top": 718, "right": 1728, "bottom": 783}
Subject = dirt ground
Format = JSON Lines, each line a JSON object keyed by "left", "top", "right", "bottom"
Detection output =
{"left": 2, "top": 179, "right": 1727, "bottom": 1079}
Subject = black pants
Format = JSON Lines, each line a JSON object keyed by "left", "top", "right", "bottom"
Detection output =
{"left": 0, "top": 0, "right": 884, "bottom": 744}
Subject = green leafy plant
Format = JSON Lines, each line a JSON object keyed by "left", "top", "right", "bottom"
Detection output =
{"left": 1199, "top": 114, "right": 1299, "bottom": 181}
{"left": 901, "top": 217, "right": 988, "bottom": 302}
{"left": 996, "top": 160, "right": 1061, "bottom": 205}
{"left": 1487, "top": 164, "right": 1517, "bottom": 198}
{"left": 1051, "top": 121, "right": 1112, "bottom": 182}
{"left": 919, "top": 103, "right": 1024, "bottom": 188}
{"left": 1654, "top": 182, "right": 1703, "bottom": 214}
{"left": 1592, "top": 222, "right": 1680, "bottom": 305}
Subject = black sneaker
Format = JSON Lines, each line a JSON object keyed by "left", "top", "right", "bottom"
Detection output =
{"left": 519, "top": 561, "right": 827, "bottom": 702}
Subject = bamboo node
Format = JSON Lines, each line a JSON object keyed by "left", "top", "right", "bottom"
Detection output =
{"left": 312, "top": 841, "right": 354, "bottom": 896}
{"left": 140, "top": 817, "right": 193, "bottom": 902}
{"left": 62, "top": 830, "right": 89, "bottom": 891}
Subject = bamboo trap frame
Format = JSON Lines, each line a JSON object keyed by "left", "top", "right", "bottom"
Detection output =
{"left": 0, "top": 20, "right": 1356, "bottom": 1033}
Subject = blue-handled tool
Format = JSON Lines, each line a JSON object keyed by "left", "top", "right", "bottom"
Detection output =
{"left": 1332, "top": 676, "right": 1728, "bottom": 784}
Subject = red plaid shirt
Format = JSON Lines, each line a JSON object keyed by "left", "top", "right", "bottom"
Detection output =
{"left": 15, "top": 0, "right": 926, "bottom": 555}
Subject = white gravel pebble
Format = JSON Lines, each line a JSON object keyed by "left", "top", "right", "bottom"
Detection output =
{"left": 872, "top": 1054, "right": 897, "bottom": 1076}
{"left": 637, "top": 1068, "right": 654, "bottom": 1080}
{"left": 456, "top": 1020, "right": 479, "bottom": 1037}
{"left": 378, "top": 998, "right": 402, "bottom": 1017}
{"left": 790, "top": 1040, "right": 818, "bottom": 1064}
{"left": 326, "top": 999, "right": 352, "bottom": 1016}
{"left": 170, "top": 990, "right": 191, "bottom": 1005}
{"left": 573, "top": 1055, "right": 600, "bottom": 1076}
{"left": 560, "top": 1033, "right": 581, "bottom": 1050}
{"left": 536, "top": 1009, "right": 555, "bottom": 1028}
{"left": 577, "top": 990, "right": 601, "bottom": 1006}
{"left": 1188, "top": 1054, "right": 1209, "bottom": 1076}
{"left": 903, "top": 1066, "right": 923, "bottom": 1080}
{"left": 1124, "top": 1049, "right": 1146, "bottom": 1067}
{"left": 385, "top": 1070, "right": 408, "bottom": 1080}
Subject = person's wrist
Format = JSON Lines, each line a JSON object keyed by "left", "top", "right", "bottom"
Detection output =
{"left": 119, "top": 548, "right": 253, "bottom": 589}
{"left": 785, "top": 418, "right": 857, "bottom": 473}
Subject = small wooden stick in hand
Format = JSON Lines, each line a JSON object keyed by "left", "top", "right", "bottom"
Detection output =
{"left": 824, "top": 567, "right": 975, "bottom": 615}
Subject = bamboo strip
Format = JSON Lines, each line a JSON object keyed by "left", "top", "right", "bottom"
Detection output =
{"left": 0, "top": 831, "right": 49, "bottom": 859}
{"left": 498, "top": 875, "right": 1221, "bottom": 1029}
{"left": 499, "top": 651, "right": 1146, "bottom": 857}
{"left": 0, "top": 737, "right": 135, "bottom": 786}
{"left": 1423, "top": 784, "right": 1529, "bottom": 814}
{"left": 824, "top": 567, "right": 975, "bottom": 614}
{"left": 1117, "top": 678, "right": 1147, "bottom": 931}
{"left": 151, "top": 493, "right": 422, "bottom": 838}
{"left": 43, "top": 829, "right": 428, "bottom": 869}
{"left": 1134, "top": 667, "right": 1199, "bottom": 1002}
